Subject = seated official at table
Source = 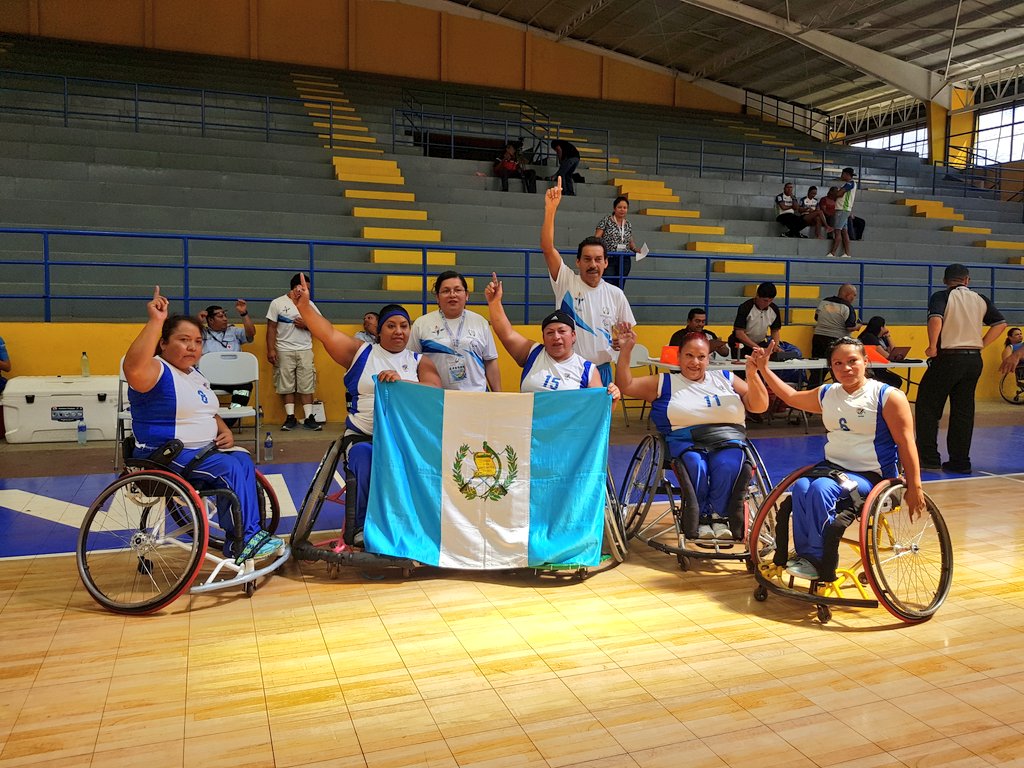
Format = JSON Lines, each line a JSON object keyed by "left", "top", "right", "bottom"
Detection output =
{"left": 858, "top": 315, "right": 904, "bottom": 389}
{"left": 616, "top": 330, "right": 769, "bottom": 541}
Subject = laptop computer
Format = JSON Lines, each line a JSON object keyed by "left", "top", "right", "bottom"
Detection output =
{"left": 887, "top": 346, "right": 912, "bottom": 361}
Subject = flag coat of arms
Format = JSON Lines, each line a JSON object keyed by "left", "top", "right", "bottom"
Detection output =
{"left": 364, "top": 382, "right": 611, "bottom": 569}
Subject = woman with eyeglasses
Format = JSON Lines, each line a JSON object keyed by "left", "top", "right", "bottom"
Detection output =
{"left": 409, "top": 270, "right": 502, "bottom": 392}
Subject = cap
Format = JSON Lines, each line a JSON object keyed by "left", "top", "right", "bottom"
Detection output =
{"left": 842, "top": 167, "right": 856, "bottom": 177}
{"left": 541, "top": 310, "right": 575, "bottom": 331}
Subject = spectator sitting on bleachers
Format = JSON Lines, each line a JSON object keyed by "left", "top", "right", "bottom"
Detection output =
{"left": 669, "top": 308, "right": 730, "bottom": 357}
{"left": 801, "top": 186, "right": 830, "bottom": 239}
{"left": 818, "top": 186, "right": 838, "bottom": 236}
{"left": 494, "top": 141, "right": 536, "bottom": 193}
{"left": 774, "top": 182, "right": 807, "bottom": 238}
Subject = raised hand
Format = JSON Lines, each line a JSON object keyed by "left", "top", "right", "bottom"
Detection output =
{"left": 616, "top": 323, "right": 637, "bottom": 354}
{"left": 235, "top": 298, "right": 248, "bottom": 316}
{"left": 148, "top": 285, "right": 168, "bottom": 323}
{"left": 747, "top": 340, "right": 775, "bottom": 369}
{"left": 485, "top": 271, "right": 503, "bottom": 304}
{"left": 293, "top": 274, "right": 311, "bottom": 311}
{"left": 545, "top": 176, "right": 562, "bottom": 210}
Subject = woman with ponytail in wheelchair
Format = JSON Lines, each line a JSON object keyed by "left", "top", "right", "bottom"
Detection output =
{"left": 751, "top": 336, "right": 925, "bottom": 582}
{"left": 615, "top": 329, "right": 770, "bottom": 542}
{"left": 123, "top": 287, "right": 284, "bottom": 560}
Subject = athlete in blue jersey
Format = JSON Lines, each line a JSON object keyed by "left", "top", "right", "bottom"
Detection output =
{"left": 616, "top": 330, "right": 769, "bottom": 541}
{"left": 123, "top": 287, "right": 283, "bottom": 560}
{"left": 484, "top": 272, "right": 621, "bottom": 400}
{"left": 292, "top": 276, "right": 442, "bottom": 543}
{"left": 754, "top": 337, "right": 925, "bottom": 581}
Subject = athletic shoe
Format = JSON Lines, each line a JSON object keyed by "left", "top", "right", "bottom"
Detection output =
{"left": 353, "top": 529, "right": 365, "bottom": 547}
{"left": 786, "top": 557, "right": 819, "bottom": 580}
{"left": 838, "top": 252, "right": 850, "bottom": 258}
{"left": 825, "top": 252, "right": 836, "bottom": 258}
{"left": 281, "top": 415, "right": 298, "bottom": 431}
{"left": 920, "top": 460, "right": 942, "bottom": 471}
{"left": 711, "top": 521, "right": 733, "bottom": 540}
{"left": 941, "top": 461, "right": 972, "bottom": 474}
{"left": 254, "top": 535, "right": 285, "bottom": 559}
{"left": 302, "top": 415, "right": 323, "bottom": 431}
{"left": 697, "top": 524, "right": 715, "bottom": 540}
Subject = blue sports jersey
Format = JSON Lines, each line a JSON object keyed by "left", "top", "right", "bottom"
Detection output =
{"left": 129, "top": 358, "right": 218, "bottom": 450}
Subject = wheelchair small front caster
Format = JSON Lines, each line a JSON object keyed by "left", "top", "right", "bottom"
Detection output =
{"left": 816, "top": 604, "right": 832, "bottom": 624}
{"left": 326, "top": 563, "right": 340, "bottom": 580}
{"left": 244, "top": 581, "right": 256, "bottom": 598}
{"left": 677, "top": 554, "right": 689, "bottom": 572}
{"left": 754, "top": 584, "right": 768, "bottom": 602}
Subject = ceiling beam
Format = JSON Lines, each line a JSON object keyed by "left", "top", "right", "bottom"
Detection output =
{"left": 679, "top": 0, "right": 952, "bottom": 108}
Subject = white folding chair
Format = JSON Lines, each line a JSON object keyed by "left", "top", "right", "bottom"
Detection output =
{"left": 197, "top": 351, "right": 261, "bottom": 456}
{"left": 112, "top": 357, "right": 133, "bottom": 470}
{"left": 620, "top": 342, "right": 652, "bottom": 428}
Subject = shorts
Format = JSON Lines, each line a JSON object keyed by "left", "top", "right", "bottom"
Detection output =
{"left": 833, "top": 210, "right": 851, "bottom": 231}
{"left": 274, "top": 348, "right": 316, "bottom": 394}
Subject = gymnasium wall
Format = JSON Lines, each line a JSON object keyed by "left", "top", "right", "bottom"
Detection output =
{"left": 0, "top": 323, "right": 1007, "bottom": 426}
{"left": 0, "top": 0, "right": 741, "bottom": 112}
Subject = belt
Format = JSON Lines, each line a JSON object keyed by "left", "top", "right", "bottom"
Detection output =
{"left": 938, "top": 349, "right": 981, "bottom": 355}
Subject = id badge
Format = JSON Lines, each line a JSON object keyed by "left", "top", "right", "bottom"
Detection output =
{"left": 448, "top": 360, "right": 467, "bottom": 381}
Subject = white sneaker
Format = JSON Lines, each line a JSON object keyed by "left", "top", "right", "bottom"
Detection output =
{"left": 711, "top": 521, "right": 733, "bottom": 540}
{"left": 825, "top": 252, "right": 835, "bottom": 258}
{"left": 838, "top": 252, "right": 850, "bottom": 258}
{"left": 697, "top": 524, "right": 715, "bottom": 540}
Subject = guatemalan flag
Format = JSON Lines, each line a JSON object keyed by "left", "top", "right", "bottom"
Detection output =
{"left": 365, "top": 382, "right": 611, "bottom": 569}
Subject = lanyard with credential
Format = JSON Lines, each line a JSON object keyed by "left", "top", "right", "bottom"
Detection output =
{"left": 441, "top": 313, "right": 466, "bottom": 350}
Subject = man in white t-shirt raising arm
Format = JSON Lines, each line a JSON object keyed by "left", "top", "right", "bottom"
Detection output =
{"left": 542, "top": 177, "right": 636, "bottom": 386}
{"left": 266, "top": 272, "right": 322, "bottom": 431}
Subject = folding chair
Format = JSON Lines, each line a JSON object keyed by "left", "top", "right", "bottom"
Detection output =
{"left": 197, "top": 351, "right": 261, "bottom": 456}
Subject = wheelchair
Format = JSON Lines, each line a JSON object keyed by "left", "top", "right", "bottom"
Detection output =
{"left": 747, "top": 464, "right": 953, "bottom": 624}
{"left": 999, "top": 365, "right": 1024, "bottom": 405}
{"left": 290, "top": 439, "right": 628, "bottom": 581}
{"left": 76, "top": 438, "right": 289, "bottom": 614}
{"left": 619, "top": 430, "right": 772, "bottom": 571}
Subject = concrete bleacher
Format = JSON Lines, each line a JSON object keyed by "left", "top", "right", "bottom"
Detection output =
{"left": 1, "top": 33, "right": 1022, "bottom": 326}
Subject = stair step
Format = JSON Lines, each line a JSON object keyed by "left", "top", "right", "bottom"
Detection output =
{"left": 363, "top": 226, "right": 441, "bottom": 242}
{"left": 944, "top": 225, "right": 991, "bottom": 234}
{"left": 713, "top": 259, "right": 780, "bottom": 274}
{"left": 688, "top": 242, "right": 754, "bottom": 254}
{"left": 344, "top": 190, "right": 416, "bottom": 202}
{"left": 975, "top": 240, "right": 1024, "bottom": 250}
{"left": 307, "top": 112, "right": 363, "bottom": 122}
{"left": 337, "top": 172, "right": 405, "bottom": 185}
{"left": 621, "top": 193, "right": 681, "bottom": 203}
{"left": 303, "top": 102, "right": 355, "bottom": 112}
{"left": 372, "top": 249, "right": 456, "bottom": 266}
{"left": 334, "top": 157, "right": 400, "bottom": 172}
{"left": 384, "top": 275, "right": 475, "bottom": 291}
{"left": 639, "top": 208, "right": 700, "bottom": 218}
{"left": 609, "top": 178, "right": 668, "bottom": 189}
{"left": 313, "top": 121, "right": 368, "bottom": 132}
{"left": 298, "top": 92, "right": 350, "bottom": 103}
{"left": 353, "top": 206, "right": 428, "bottom": 221}
{"left": 743, "top": 284, "right": 819, "bottom": 299}
{"left": 318, "top": 132, "right": 377, "bottom": 143}
{"left": 789, "top": 308, "right": 816, "bottom": 324}
{"left": 324, "top": 145, "right": 386, "bottom": 154}
{"left": 662, "top": 224, "right": 725, "bottom": 235}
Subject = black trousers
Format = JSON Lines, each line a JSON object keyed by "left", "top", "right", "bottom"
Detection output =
{"left": 914, "top": 352, "right": 984, "bottom": 467}
{"left": 809, "top": 333, "right": 836, "bottom": 387}
{"left": 776, "top": 213, "right": 806, "bottom": 237}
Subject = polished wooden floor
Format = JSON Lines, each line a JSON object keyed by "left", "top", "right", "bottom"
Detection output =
{"left": 0, "top": 473, "right": 1022, "bottom": 768}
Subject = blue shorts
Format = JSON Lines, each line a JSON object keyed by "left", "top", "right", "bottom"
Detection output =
{"left": 833, "top": 210, "right": 851, "bottom": 230}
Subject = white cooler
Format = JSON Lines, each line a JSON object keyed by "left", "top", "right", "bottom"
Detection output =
{"left": 2, "top": 375, "right": 120, "bottom": 443}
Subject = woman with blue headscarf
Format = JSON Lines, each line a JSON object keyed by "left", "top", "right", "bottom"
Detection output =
{"left": 293, "top": 277, "right": 441, "bottom": 542}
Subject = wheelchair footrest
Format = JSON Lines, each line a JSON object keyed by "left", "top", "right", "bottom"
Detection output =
{"left": 190, "top": 545, "right": 291, "bottom": 594}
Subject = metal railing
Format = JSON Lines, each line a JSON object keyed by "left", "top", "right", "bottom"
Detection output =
{"left": 3, "top": 226, "right": 1022, "bottom": 325}
{"left": 744, "top": 91, "right": 833, "bottom": 144}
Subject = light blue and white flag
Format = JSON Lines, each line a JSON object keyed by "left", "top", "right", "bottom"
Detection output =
{"left": 365, "top": 382, "right": 610, "bottom": 569}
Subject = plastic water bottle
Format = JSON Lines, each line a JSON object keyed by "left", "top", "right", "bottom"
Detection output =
{"left": 80, "top": 352, "right": 91, "bottom": 378}
{"left": 263, "top": 432, "right": 274, "bottom": 463}
{"left": 77, "top": 420, "right": 88, "bottom": 445}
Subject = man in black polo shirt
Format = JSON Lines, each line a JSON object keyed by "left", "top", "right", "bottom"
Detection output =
{"left": 916, "top": 264, "right": 1006, "bottom": 474}
{"left": 728, "top": 282, "right": 783, "bottom": 358}
{"left": 668, "top": 308, "right": 730, "bottom": 356}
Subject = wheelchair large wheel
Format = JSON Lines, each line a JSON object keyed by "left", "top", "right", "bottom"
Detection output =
{"left": 860, "top": 480, "right": 953, "bottom": 623}
{"left": 620, "top": 434, "right": 663, "bottom": 538}
{"left": 603, "top": 468, "right": 628, "bottom": 563}
{"left": 202, "top": 471, "right": 282, "bottom": 550}
{"left": 77, "top": 470, "right": 208, "bottom": 615}
{"left": 292, "top": 439, "right": 344, "bottom": 546}
{"left": 999, "top": 370, "right": 1024, "bottom": 405}
{"left": 747, "top": 465, "right": 816, "bottom": 572}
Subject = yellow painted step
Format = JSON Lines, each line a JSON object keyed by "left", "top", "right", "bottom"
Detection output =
{"left": 576, "top": 146, "right": 604, "bottom": 155}
{"left": 344, "top": 189, "right": 416, "bottom": 202}
{"left": 318, "top": 133, "right": 377, "bottom": 143}
{"left": 324, "top": 145, "right": 385, "bottom": 154}
{"left": 333, "top": 157, "right": 400, "bottom": 173}
{"left": 291, "top": 72, "right": 334, "bottom": 81}
{"left": 913, "top": 210, "right": 963, "bottom": 221}
{"left": 944, "top": 225, "right": 991, "bottom": 234}
{"left": 384, "top": 275, "right": 475, "bottom": 291}
{"left": 975, "top": 240, "right": 1024, "bottom": 250}
{"left": 743, "top": 284, "right": 819, "bottom": 299}
{"left": 788, "top": 149, "right": 814, "bottom": 156}
{"left": 353, "top": 207, "right": 428, "bottom": 221}
{"left": 313, "top": 121, "right": 368, "bottom": 132}
{"left": 639, "top": 208, "right": 700, "bottom": 218}
{"left": 604, "top": 168, "right": 637, "bottom": 174}
{"left": 363, "top": 227, "right": 441, "bottom": 242}
{"left": 308, "top": 112, "right": 362, "bottom": 122}
{"left": 372, "top": 249, "right": 456, "bottom": 266}
{"left": 610, "top": 178, "right": 667, "bottom": 189}
{"left": 762, "top": 140, "right": 795, "bottom": 147}
{"left": 662, "top": 224, "right": 726, "bottom": 235}
{"left": 1007, "top": 256, "right": 1024, "bottom": 265}
{"left": 896, "top": 198, "right": 943, "bottom": 208}
{"left": 788, "top": 308, "right": 816, "bottom": 324}
{"left": 622, "top": 192, "right": 681, "bottom": 203}
{"left": 712, "top": 260, "right": 781, "bottom": 275}
{"left": 298, "top": 92, "right": 349, "bottom": 103}
{"left": 336, "top": 172, "right": 405, "bottom": 185}
{"left": 304, "top": 101, "right": 354, "bottom": 112}
{"left": 687, "top": 241, "right": 754, "bottom": 254}
{"left": 292, "top": 76, "right": 336, "bottom": 85}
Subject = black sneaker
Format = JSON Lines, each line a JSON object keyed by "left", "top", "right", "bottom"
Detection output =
{"left": 302, "top": 415, "right": 323, "bottom": 431}
{"left": 941, "top": 461, "right": 972, "bottom": 475}
{"left": 281, "top": 415, "right": 298, "bottom": 431}
{"left": 919, "top": 459, "right": 942, "bottom": 471}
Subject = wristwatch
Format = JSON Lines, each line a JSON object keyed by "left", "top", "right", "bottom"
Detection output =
{"left": 239, "top": 312, "right": 249, "bottom": 317}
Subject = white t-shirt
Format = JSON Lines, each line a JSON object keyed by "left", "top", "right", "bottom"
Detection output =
{"left": 650, "top": 371, "right": 745, "bottom": 435}
{"left": 266, "top": 294, "right": 319, "bottom": 352}
{"left": 802, "top": 196, "right": 818, "bottom": 211}
{"left": 409, "top": 309, "right": 497, "bottom": 391}
{"left": 519, "top": 344, "right": 593, "bottom": 392}
{"left": 775, "top": 193, "right": 798, "bottom": 216}
{"left": 819, "top": 379, "right": 898, "bottom": 477}
{"left": 344, "top": 342, "right": 420, "bottom": 436}
{"left": 550, "top": 262, "right": 636, "bottom": 366}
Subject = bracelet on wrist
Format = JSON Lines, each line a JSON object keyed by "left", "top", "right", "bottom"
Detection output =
{"left": 239, "top": 312, "right": 248, "bottom": 317}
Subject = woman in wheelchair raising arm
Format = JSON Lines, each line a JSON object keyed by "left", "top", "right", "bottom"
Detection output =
{"left": 484, "top": 272, "right": 619, "bottom": 400}
{"left": 123, "top": 287, "right": 283, "bottom": 560}
{"left": 615, "top": 330, "right": 769, "bottom": 540}
{"left": 752, "top": 337, "right": 925, "bottom": 581}
{"left": 291, "top": 276, "right": 442, "bottom": 542}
